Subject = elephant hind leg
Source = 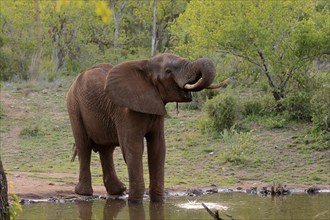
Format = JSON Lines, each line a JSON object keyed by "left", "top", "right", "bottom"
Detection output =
{"left": 68, "top": 111, "right": 93, "bottom": 195}
{"left": 74, "top": 138, "right": 93, "bottom": 196}
{"left": 99, "top": 146, "right": 126, "bottom": 195}
{"left": 75, "top": 145, "right": 93, "bottom": 196}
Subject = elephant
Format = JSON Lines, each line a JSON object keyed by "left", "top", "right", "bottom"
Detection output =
{"left": 66, "top": 53, "right": 226, "bottom": 203}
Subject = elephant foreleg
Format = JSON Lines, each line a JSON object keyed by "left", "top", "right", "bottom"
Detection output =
{"left": 146, "top": 132, "right": 166, "bottom": 203}
{"left": 120, "top": 140, "right": 145, "bottom": 203}
{"left": 99, "top": 146, "right": 126, "bottom": 195}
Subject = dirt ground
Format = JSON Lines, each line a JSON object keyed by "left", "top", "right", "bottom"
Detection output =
{"left": 6, "top": 171, "right": 106, "bottom": 199}
{"left": 7, "top": 171, "right": 330, "bottom": 200}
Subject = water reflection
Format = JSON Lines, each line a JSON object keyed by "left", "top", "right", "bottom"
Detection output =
{"left": 75, "top": 199, "right": 164, "bottom": 220}
{"left": 76, "top": 201, "right": 93, "bottom": 220}
{"left": 103, "top": 199, "right": 126, "bottom": 219}
{"left": 149, "top": 203, "right": 165, "bottom": 220}
{"left": 18, "top": 193, "right": 330, "bottom": 220}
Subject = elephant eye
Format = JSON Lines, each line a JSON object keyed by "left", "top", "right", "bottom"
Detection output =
{"left": 165, "top": 69, "right": 172, "bottom": 74}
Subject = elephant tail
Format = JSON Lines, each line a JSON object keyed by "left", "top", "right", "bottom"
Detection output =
{"left": 71, "top": 143, "right": 77, "bottom": 162}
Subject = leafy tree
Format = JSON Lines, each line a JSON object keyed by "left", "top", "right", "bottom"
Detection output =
{"left": 0, "top": 0, "right": 188, "bottom": 81}
{"left": 108, "top": 0, "right": 126, "bottom": 48}
{"left": 171, "top": 0, "right": 329, "bottom": 103}
{"left": 0, "top": 1, "right": 36, "bottom": 80}
{"left": 151, "top": 0, "right": 157, "bottom": 56}
{"left": 121, "top": 0, "right": 187, "bottom": 57}
{"left": 30, "top": 0, "right": 42, "bottom": 83}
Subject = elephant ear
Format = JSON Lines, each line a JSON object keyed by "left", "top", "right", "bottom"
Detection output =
{"left": 105, "top": 60, "right": 166, "bottom": 115}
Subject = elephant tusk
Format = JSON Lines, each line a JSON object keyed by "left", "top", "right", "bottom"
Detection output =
{"left": 206, "top": 78, "right": 231, "bottom": 89}
{"left": 184, "top": 77, "right": 204, "bottom": 90}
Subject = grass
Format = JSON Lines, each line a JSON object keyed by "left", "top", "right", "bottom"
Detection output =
{"left": 0, "top": 79, "right": 329, "bottom": 190}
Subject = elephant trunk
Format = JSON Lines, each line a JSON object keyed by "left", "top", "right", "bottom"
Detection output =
{"left": 184, "top": 58, "right": 216, "bottom": 91}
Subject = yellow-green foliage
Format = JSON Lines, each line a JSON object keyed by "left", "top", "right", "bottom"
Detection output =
{"left": 8, "top": 182, "right": 22, "bottom": 220}
{"left": 171, "top": 0, "right": 329, "bottom": 105}
{"left": 8, "top": 193, "right": 22, "bottom": 220}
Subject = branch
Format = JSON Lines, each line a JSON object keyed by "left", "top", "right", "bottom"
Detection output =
{"left": 257, "top": 49, "right": 277, "bottom": 90}
{"left": 202, "top": 203, "right": 223, "bottom": 220}
{"left": 325, "top": 114, "right": 330, "bottom": 133}
{"left": 279, "top": 69, "right": 295, "bottom": 91}
{"left": 216, "top": 49, "right": 262, "bottom": 68}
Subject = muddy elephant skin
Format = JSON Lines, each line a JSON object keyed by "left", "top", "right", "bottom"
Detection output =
{"left": 66, "top": 53, "right": 218, "bottom": 203}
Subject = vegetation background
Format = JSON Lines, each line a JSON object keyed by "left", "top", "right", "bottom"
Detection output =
{"left": 0, "top": 0, "right": 329, "bottom": 207}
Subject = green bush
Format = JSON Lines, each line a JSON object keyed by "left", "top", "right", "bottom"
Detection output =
{"left": 280, "top": 91, "right": 312, "bottom": 122}
{"left": 310, "top": 87, "right": 330, "bottom": 132}
{"left": 9, "top": 192, "right": 22, "bottom": 219}
{"left": 241, "top": 94, "right": 277, "bottom": 117}
{"left": 205, "top": 92, "right": 242, "bottom": 132}
{"left": 243, "top": 98, "right": 264, "bottom": 116}
{"left": 196, "top": 117, "right": 213, "bottom": 134}
{"left": 264, "top": 115, "right": 287, "bottom": 129}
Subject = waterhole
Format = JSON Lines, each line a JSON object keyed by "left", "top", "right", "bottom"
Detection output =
{"left": 17, "top": 193, "right": 330, "bottom": 220}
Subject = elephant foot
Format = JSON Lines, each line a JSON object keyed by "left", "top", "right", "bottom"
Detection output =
{"left": 75, "top": 182, "right": 93, "bottom": 196}
{"left": 149, "top": 190, "right": 165, "bottom": 203}
{"left": 106, "top": 183, "right": 127, "bottom": 196}
{"left": 150, "top": 196, "right": 165, "bottom": 203}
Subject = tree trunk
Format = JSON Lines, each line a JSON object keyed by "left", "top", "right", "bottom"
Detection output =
{"left": 257, "top": 49, "right": 285, "bottom": 108}
{"left": 0, "top": 160, "right": 9, "bottom": 220}
{"left": 110, "top": 1, "right": 127, "bottom": 48}
{"left": 30, "top": 0, "right": 42, "bottom": 82}
{"left": 151, "top": 0, "right": 157, "bottom": 56}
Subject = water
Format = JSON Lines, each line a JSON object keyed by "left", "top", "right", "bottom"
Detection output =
{"left": 18, "top": 193, "right": 330, "bottom": 220}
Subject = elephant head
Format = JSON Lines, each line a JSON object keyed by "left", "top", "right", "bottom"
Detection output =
{"left": 105, "top": 53, "right": 220, "bottom": 115}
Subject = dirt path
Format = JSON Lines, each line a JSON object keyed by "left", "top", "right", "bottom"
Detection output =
{"left": 1, "top": 91, "right": 25, "bottom": 164}
{"left": 6, "top": 171, "right": 107, "bottom": 199}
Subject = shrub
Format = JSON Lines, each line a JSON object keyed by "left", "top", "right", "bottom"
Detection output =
{"left": 197, "top": 117, "right": 213, "bottom": 134}
{"left": 8, "top": 181, "right": 22, "bottom": 219}
{"left": 310, "top": 87, "right": 330, "bottom": 132}
{"left": 243, "top": 98, "right": 264, "bottom": 116}
{"left": 241, "top": 94, "right": 277, "bottom": 117}
{"left": 205, "top": 92, "right": 242, "bottom": 132}
{"left": 264, "top": 115, "right": 287, "bottom": 129}
{"left": 280, "top": 91, "right": 312, "bottom": 122}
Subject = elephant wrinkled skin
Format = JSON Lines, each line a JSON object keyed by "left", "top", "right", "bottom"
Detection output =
{"left": 66, "top": 53, "right": 223, "bottom": 203}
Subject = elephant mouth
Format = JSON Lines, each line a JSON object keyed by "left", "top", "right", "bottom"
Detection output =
{"left": 178, "top": 77, "right": 201, "bottom": 102}
{"left": 181, "top": 89, "right": 193, "bottom": 102}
